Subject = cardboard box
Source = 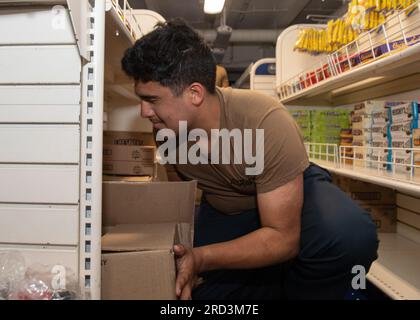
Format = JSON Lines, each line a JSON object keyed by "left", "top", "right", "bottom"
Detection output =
{"left": 102, "top": 223, "right": 180, "bottom": 300}
{"left": 362, "top": 205, "right": 397, "bottom": 233}
{"left": 101, "top": 180, "right": 197, "bottom": 300}
{"left": 103, "top": 175, "right": 153, "bottom": 183}
{"left": 103, "top": 161, "right": 155, "bottom": 176}
{"left": 102, "top": 164, "right": 168, "bottom": 182}
{"left": 335, "top": 177, "right": 396, "bottom": 205}
{"left": 103, "top": 145, "right": 156, "bottom": 162}
{"left": 103, "top": 131, "right": 155, "bottom": 146}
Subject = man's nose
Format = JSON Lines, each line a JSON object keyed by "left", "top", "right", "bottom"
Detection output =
{"left": 140, "top": 102, "right": 154, "bottom": 118}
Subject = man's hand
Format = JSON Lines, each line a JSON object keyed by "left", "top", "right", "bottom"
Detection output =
{"left": 173, "top": 244, "right": 202, "bottom": 300}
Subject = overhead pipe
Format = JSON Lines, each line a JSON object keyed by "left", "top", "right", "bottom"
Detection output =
{"left": 197, "top": 29, "right": 284, "bottom": 44}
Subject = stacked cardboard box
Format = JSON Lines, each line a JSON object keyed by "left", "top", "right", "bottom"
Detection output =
{"left": 103, "top": 131, "right": 156, "bottom": 176}
{"left": 396, "top": 193, "right": 420, "bottom": 232}
{"left": 334, "top": 176, "right": 397, "bottom": 233}
{"left": 101, "top": 177, "right": 197, "bottom": 300}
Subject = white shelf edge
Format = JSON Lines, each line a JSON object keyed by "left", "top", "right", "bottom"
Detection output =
{"left": 367, "top": 261, "right": 420, "bottom": 300}
{"left": 311, "top": 159, "right": 420, "bottom": 198}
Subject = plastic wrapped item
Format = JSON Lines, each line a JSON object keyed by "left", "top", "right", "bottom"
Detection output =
{"left": 8, "top": 263, "right": 81, "bottom": 300}
{"left": 0, "top": 251, "right": 26, "bottom": 300}
{"left": 0, "top": 251, "right": 81, "bottom": 300}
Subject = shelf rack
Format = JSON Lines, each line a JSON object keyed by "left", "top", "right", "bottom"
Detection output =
{"left": 277, "top": 1, "right": 420, "bottom": 106}
{"left": 305, "top": 142, "right": 420, "bottom": 299}
{"left": 306, "top": 143, "right": 420, "bottom": 197}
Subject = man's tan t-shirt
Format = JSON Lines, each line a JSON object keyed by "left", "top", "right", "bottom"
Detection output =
{"left": 174, "top": 87, "right": 309, "bottom": 214}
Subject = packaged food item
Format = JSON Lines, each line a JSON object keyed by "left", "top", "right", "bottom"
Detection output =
{"left": 295, "top": 1, "right": 418, "bottom": 56}
{"left": 352, "top": 128, "right": 372, "bottom": 142}
{"left": 371, "top": 108, "right": 390, "bottom": 125}
{"left": 414, "top": 128, "right": 420, "bottom": 176}
{"left": 354, "top": 101, "right": 386, "bottom": 116}
{"left": 389, "top": 120, "right": 416, "bottom": 140}
{"left": 388, "top": 102, "right": 419, "bottom": 124}
{"left": 352, "top": 115, "right": 372, "bottom": 129}
{"left": 391, "top": 137, "right": 413, "bottom": 149}
{"left": 377, "top": 34, "right": 420, "bottom": 57}
{"left": 368, "top": 149, "right": 391, "bottom": 170}
{"left": 289, "top": 110, "right": 312, "bottom": 142}
{"left": 371, "top": 123, "right": 389, "bottom": 141}
{"left": 391, "top": 150, "right": 413, "bottom": 175}
{"left": 372, "top": 140, "right": 389, "bottom": 148}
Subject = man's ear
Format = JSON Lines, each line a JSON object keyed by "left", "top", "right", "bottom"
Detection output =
{"left": 188, "top": 83, "right": 205, "bottom": 106}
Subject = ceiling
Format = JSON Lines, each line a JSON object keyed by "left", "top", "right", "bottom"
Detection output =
{"left": 128, "top": 0, "right": 347, "bottom": 83}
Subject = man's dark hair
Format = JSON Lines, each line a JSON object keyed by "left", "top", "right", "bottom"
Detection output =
{"left": 122, "top": 18, "right": 216, "bottom": 96}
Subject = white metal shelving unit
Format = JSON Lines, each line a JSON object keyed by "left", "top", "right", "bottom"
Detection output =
{"left": 0, "top": 0, "right": 163, "bottom": 300}
{"left": 250, "top": 58, "right": 277, "bottom": 98}
{"left": 306, "top": 144, "right": 420, "bottom": 198}
{"left": 276, "top": 3, "right": 420, "bottom": 300}
{"left": 277, "top": 2, "right": 420, "bottom": 106}
{"left": 304, "top": 143, "right": 420, "bottom": 299}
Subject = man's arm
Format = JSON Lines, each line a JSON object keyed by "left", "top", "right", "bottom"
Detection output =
{"left": 174, "top": 173, "right": 303, "bottom": 299}
{"left": 195, "top": 173, "right": 302, "bottom": 271}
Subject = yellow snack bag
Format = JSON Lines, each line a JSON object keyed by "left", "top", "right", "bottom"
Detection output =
{"left": 327, "top": 20, "right": 334, "bottom": 45}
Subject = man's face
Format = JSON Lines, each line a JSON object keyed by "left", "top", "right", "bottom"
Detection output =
{"left": 134, "top": 81, "right": 192, "bottom": 134}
